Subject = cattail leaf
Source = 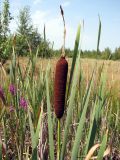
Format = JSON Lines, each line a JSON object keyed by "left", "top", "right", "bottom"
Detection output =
{"left": 67, "top": 24, "right": 81, "bottom": 97}
{"left": 28, "top": 107, "right": 36, "bottom": 150}
{"left": 0, "top": 142, "right": 2, "bottom": 160}
{"left": 17, "top": 62, "right": 24, "bottom": 87}
{"left": 85, "top": 65, "right": 107, "bottom": 155}
{"left": 60, "top": 52, "right": 81, "bottom": 160}
{"left": 35, "top": 106, "right": 43, "bottom": 145}
{"left": 24, "top": 58, "right": 31, "bottom": 80}
{"left": 84, "top": 101, "right": 98, "bottom": 155}
{"left": 0, "top": 107, "right": 5, "bottom": 121}
{"left": 96, "top": 68, "right": 107, "bottom": 121}
{"left": 97, "top": 130, "right": 108, "bottom": 160}
{"left": 103, "top": 146, "right": 111, "bottom": 157}
{"left": 97, "top": 16, "right": 101, "bottom": 54}
{"left": 115, "top": 102, "right": 119, "bottom": 128}
{"left": 71, "top": 68, "right": 95, "bottom": 160}
{"left": 46, "top": 65, "right": 55, "bottom": 160}
{"left": 85, "top": 143, "right": 100, "bottom": 160}
{"left": 32, "top": 147, "right": 37, "bottom": 160}
{"left": 10, "top": 48, "right": 16, "bottom": 83}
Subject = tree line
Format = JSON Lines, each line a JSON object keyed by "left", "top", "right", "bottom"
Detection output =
{"left": 0, "top": 0, "right": 120, "bottom": 62}
{"left": 54, "top": 47, "right": 120, "bottom": 60}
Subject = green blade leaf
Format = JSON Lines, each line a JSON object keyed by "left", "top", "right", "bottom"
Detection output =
{"left": 97, "top": 130, "right": 108, "bottom": 160}
{"left": 28, "top": 107, "right": 36, "bottom": 149}
{"left": 97, "top": 16, "right": 101, "bottom": 54}
{"left": 32, "top": 147, "right": 38, "bottom": 160}
{"left": 0, "top": 142, "right": 2, "bottom": 160}
{"left": 60, "top": 51, "right": 81, "bottom": 160}
{"left": 71, "top": 68, "right": 95, "bottom": 160}
{"left": 46, "top": 65, "right": 55, "bottom": 160}
{"left": 67, "top": 24, "right": 81, "bottom": 97}
{"left": 84, "top": 101, "right": 98, "bottom": 155}
{"left": 35, "top": 106, "right": 43, "bottom": 145}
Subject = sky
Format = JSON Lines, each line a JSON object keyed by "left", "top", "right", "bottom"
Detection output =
{"left": 5, "top": 0, "right": 120, "bottom": 50}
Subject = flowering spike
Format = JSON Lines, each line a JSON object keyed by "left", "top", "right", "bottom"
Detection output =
{"left": 9, "top": 84, "right": 16, "bottom": 96}
{"left": 54, "top": 56, "right": 68, "bottom": 119}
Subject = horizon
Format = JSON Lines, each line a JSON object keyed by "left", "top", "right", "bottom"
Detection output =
{"left": 1, "top": 0, "right": 120, "bottom": 51}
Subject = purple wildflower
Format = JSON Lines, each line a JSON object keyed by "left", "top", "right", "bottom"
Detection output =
{"left": 9, "top": 105, "right": 14, "bottom": 112}
{"left": 9, "top": 84, "right": 16, "bottom": 96}
{"left": 20, "top": 97, "right": 28, "bottom": 109}
{"left": 0, "top": 86, "right": 6, "bottom": 105}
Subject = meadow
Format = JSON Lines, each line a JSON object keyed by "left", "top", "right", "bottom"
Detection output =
{"left": 5, "top": 57, "right": 120, "bottom": 95}
{"left": 0, "top": 44, "right": 120, "bottom": 160}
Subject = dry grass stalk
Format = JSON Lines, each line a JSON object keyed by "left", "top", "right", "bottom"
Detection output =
{"left": 85, "top": 143, "right": 100, "bottom": 160}
{"left": 85, "top": 144, "right": 111, "bottom": 160}
{"left": 38, "top": 113, "right": 49, "bottom": 160}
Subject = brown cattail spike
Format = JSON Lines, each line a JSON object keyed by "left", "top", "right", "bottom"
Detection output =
{"left": 54, "top": 56, "right": 68, "bottom": 119}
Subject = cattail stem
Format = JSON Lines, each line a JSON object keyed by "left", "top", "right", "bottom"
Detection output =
{"left": 57, "top": 119, "right": 61, "bottom": 160}
{"left": 60, "top": 5, "right": 66, "bottom": 57}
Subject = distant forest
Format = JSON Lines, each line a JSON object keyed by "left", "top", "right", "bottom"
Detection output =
{"left": 55, "top": 47, "right": 120, "bottom": 60}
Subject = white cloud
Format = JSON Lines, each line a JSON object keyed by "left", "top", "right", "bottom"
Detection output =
{"left": 62, "top": 1, "right": 70, "bottom": 7}
{"left": 32, "top": 9, "right": 76, "bottom": 49}
{"left": 31, "top": 10, "right": 49, "bottom": 25}
{"left": 33, "top": 0, "right": 43, "bottom": 5}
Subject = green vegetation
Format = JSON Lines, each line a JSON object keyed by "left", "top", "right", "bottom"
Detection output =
{"left": 0, "top": 0, "right": 52, "bottom": 62}
{"left": 53, "top": 47, "right": 120, "bottom": 60}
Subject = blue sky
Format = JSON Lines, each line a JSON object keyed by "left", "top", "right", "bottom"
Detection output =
{"left": 7, "top": 0, "right": 120, "bottom": 50}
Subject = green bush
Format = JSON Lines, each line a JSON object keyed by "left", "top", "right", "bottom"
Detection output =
{"left": 38, "top": 40, "right": 53, "bottom": 58}
{"left": 0, "top": 36, "right": 12, "bottom": 61}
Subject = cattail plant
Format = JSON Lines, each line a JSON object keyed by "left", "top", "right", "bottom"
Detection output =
{"left": 54, "top": 5, "right": 68, "bottom": 119}
{"left": 53, "top": 5, "right": 68, "bottom": 160}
